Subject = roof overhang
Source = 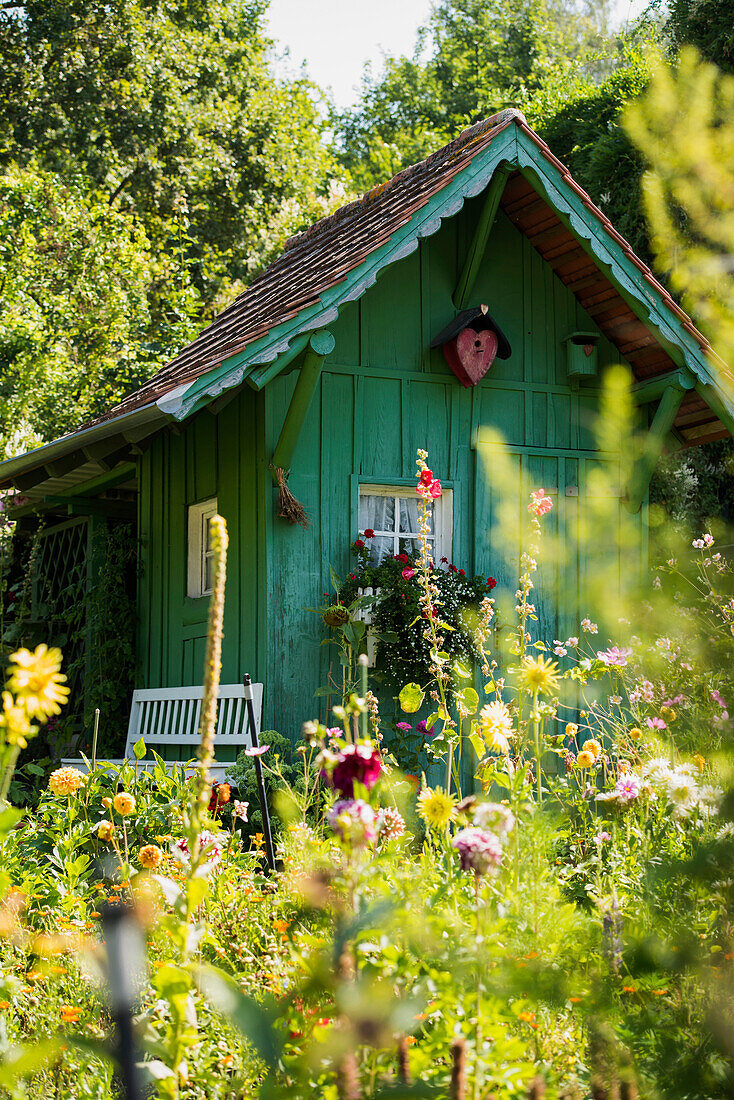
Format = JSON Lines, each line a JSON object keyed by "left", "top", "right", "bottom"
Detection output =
{"left": 1, "top": 109, "right": 732, "bottom": 495}
{"left": 0, "top": 402, "right": 171, "bottom": 506}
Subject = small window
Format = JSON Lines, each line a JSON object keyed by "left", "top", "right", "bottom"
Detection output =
{"left": 187, "top": 498, "right": 218, "bottom": 598}
{"left": 358, "top": 484, "right": 453, "bottom": 565}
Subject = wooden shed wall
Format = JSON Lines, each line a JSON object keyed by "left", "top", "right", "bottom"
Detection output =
{"left": 137, "top": 197, "right": 647, "bottom": 741}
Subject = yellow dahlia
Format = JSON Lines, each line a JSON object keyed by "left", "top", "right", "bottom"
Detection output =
{"left": 628, "top": 726, "right": 643, "bottom": 741}
{"left": 517, "top": 655, "right": 561, "bottom": 696}
{"left": 7, "top": 645, "right": 69, "bottom": 720}
{"left": 565, "top": 722, "right": 579, "bottom": 738}
{"left": 0, "top": 692, "right": 31, "bottom": 748}
{"left": 48, "top": 767, "right": 85, "bottom": 796}
{"left": 575, "top": 750, "right": 595, "bottom": 769}
{"left": 417, "top": 786, "right": 457, "bottom": 829}
{"left": 97, "top": 821, "right": 115, "bottom": 842}
{"left": 113, "top": 792, "right": 135, "bottom": 816}
{"left": 582, "top": 738, "right": 602, "bottom": 761}
{"left": 138, "top": 845, "right": 163, "bottom": 869}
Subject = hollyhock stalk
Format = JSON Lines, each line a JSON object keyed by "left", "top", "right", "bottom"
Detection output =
{"left": 415, "top": 450, "right": 459, "bottom": 793}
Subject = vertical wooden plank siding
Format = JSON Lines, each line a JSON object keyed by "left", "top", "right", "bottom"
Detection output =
{"left": 137, "top": 187, "right": 645, "bottom": 752}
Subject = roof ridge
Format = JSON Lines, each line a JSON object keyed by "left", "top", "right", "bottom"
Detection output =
{"left": 279, "top": 108, "right": 527, "bottom": 260}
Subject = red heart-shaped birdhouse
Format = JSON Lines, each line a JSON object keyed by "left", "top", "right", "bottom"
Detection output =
{"left": 443, "top": 326, "right": 499, "bottom": 388}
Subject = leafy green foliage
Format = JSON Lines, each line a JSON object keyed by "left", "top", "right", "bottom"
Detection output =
{"left": 663, "top": 0, "right": 734, "bottom": 73}
{"left": 337, "top": 0, "right": 626, "bottom": 192}
{"left": 0, "top": 0, "right": 345, "bottom": 452}
{"left": 0, "top": 163, "right": 200, "bottom": 449}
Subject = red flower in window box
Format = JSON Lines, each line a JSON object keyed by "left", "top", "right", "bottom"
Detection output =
{"left": 487, "top": 576, "right": 497, "bottom": 590}
{"left": 353, "top": 539, "right": 365, "bottom": 549}
{"left": 363, "top": 528, "right": 375, "bottom": 538}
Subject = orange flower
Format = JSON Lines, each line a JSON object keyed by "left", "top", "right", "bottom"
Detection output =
{"left": 0, "top": 1000, "right": 10, "bottom": 1009}
{"left": 651, "top": 989, "right": 668, "bottom": 996}
{"left": 60, "top": 1005, "right": 82, "bottom": 1023}
{"left": 569, "top": 996, "right": 583, "bottom": 1003}
{"left": 273, "top": 919, "right": 290, "bottom": 934}
{"left": 622, "top": 986, "right": 636, "bottom": 993}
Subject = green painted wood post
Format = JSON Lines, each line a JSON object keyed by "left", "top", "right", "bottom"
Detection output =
{"left": 270, "top": 330, "right": 335, "bottom": 481}
{"left": 453, "top": 163, "right": 512, "bottom": 310}
{"left": 625, "top": 384, "right": 686, "bottom": 513}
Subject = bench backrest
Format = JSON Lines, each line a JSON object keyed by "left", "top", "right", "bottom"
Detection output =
{"left": 124, "top": 683, "right": 263, "bottom": 759}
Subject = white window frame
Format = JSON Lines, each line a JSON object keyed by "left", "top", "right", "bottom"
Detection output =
{"left": 187, "top": 497, "right": 218, "bottom": 598}
{"left": 358, "top": 483, "right": 453, "bottom": 564}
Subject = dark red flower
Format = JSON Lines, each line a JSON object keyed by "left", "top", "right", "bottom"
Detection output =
{"left": 354, "top": 539, "right": 365, "bottom": 549}
{"left": 487, "top": 577, "right": 497, "bottom": 590}
{"left": 331, "top": 744, "right": 382, "bottom": 797}
{"left": 449, "top": 564, "right": 457, "bottom": 573}
{"left": 440, "top": 557, "right": 448, "bottom": 563}
{"left": 458, "top": 569, "right": 465, "bottom": 576}
{"left": 395, "top": 553, "right": 409, "bottom": 563}
{"left": 363, "top": 528, "right": 374, "bottom": 538}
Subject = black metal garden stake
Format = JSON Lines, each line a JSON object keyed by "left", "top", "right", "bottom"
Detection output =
{"left": 243, "top": 674, "right": 276, "bottom": 871}
{"left": 101, "top": 902, "right": 146, "bottom": 1100}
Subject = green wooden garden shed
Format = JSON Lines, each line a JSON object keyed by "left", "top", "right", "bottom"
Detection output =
{"left": 1, "top": 108, "right": 733, "bottom": 746}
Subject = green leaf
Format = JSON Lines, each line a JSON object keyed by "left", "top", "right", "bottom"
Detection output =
{"left": 329, "top": 565, "right": 341, "bottom": 595}
{"left": 133, "top": 736, "right": 147, "bottom": 759}
{"left": 197, "top": 965, "right": 282, "bottom": 1068}
{"left": 398, "top": 683, "right": 424, "bottom": 713}
{"left": 456, "top": 686, "right": 479, "bottom": 714}
{"left": 423, "top": 712, "right": 439, "bottom": 731}
{"left": 140, "top": 1060, "right": 176, "bottom": 1082}
{"left": 469, "top": 731, "right": 486, "bottom": 760}
{"left": 0, "top": 805, "right": 23, "bottom": 837}
{"left": 154, "top": 964, "right": 192, "bottom": 999}
{"left": 343, "top": 620, "right": 366, "bottom": 646}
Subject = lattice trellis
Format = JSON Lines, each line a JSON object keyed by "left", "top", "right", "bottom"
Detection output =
{"left": 32, "top": 518, "right": 90, "bottom": 726}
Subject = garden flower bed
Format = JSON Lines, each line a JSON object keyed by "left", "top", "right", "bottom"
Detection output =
{"left": 0, "top": 475, "right": 732, "bottom": 1099}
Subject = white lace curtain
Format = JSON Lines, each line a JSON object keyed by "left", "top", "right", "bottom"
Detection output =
{"left": 358, "top": 491, "right": 434, "bottom": 564}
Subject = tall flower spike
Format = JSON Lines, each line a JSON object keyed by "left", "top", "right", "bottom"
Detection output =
{"left": 196, "top": 515, "right": 228, "bottom": 816}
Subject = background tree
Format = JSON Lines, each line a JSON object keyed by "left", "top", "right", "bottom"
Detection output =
{"left": 0, "top": 0, "right": 345, "bottom": 451}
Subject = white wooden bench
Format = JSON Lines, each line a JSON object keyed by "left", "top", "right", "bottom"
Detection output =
{"left": 62, "top": 682, "right": 263, "bottom": 782}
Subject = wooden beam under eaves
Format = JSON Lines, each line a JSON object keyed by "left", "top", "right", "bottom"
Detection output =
{"left": 270, "top": 331, "right": 335, "bottom": 483}
{"left": 453, "top": 162, "right": 512, "bottom": 311}
{"left": 625, "top": 383, "right": 687, "bottom": 513}
{"left": 631, "top": 368, "right": 695, "bottom": 404}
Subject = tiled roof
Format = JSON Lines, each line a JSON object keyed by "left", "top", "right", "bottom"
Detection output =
{"left": 90, "top": 109, "right": 521, "bottom": 425}
{"left": 63, "top": 109, "right": 734, "bottom": 446}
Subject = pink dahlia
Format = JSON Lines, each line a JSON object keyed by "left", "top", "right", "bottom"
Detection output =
{"left": 452, "top": 827, "right": 503, "bottom": 877}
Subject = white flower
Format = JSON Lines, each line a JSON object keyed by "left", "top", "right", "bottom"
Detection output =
{"left": 478, "top": 700, "right": 514, "bottom": 751}
{"left": 665, "top": 772, "right": 699, "bottom": 815}
{"left": 641, "top": 757, "right": 674, "bottom": 783}
{"left": 581, "top": 618, "right": 598, "bottom": 634}
{"left": 565, "top": 637, "right": 579, "bottom": 647}
{"left": 554, "top": 645, "right": 567, "bottom": 657}
{"left": 692, "top": 539, "right": 705, "bottom": 549}
{"left": 698, "top": 785, "right": 723, "bottom": 818}
{"left": 472, "top": 801, "right": 515, "bottom": 835}
{"left": 609, "top": 695, "right": 622, "bottom": 705}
